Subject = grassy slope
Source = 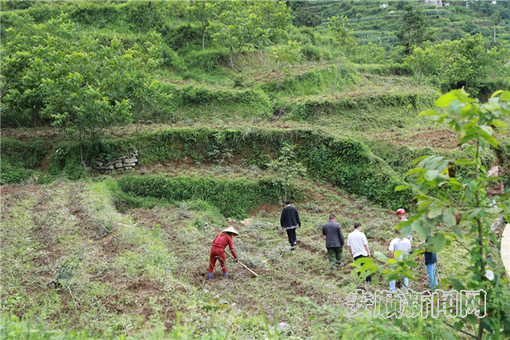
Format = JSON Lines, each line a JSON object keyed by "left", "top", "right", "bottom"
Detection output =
{"left": 0, "top": 166, "right": 472, "bottom": 339}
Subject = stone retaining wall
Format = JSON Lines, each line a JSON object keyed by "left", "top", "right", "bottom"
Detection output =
{"left": 96, "top": 150, "right": 139, "bottom": 171}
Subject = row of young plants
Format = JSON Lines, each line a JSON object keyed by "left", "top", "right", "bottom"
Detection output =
{"left": 112, "top": 175, "right": 299, "bottom": 220}
{"left": 286, "top": 91, "right": 437, "bottom": 121}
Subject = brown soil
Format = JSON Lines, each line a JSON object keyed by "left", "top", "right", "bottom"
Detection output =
{"left": 1, "top": 183, "right": 25, "bottom": 196}
{"left": 295, "top": 240, "right": 320, "bottom": 254}
{"left": 367, "top": 129, "right": 460, "bottom": 150}
{"left": 126, "top": 280, "right": 164, "bottom": 297}
{"left": 247, "top": 63, "right": 335, "bottom": 83}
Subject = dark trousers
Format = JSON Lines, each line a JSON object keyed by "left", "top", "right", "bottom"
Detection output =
{"left": 286, "top": 228, "right": 296, "bottom": 246}
{"left": 354, "top": 255, "right": 372, "bottom": 283}
{"left": 327, "top": 247, "right": 343, "bottom": 267}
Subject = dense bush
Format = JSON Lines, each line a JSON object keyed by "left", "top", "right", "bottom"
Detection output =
{"left": 300, "top": 43, "right": 334, "bottom": 62}
{"left": 0, "top": 138, "right": 47, "bottom": 185}
{"left": 185, "top": 48, "right": 231, "bottom": 72}
{"left": 114, "top": 175, "right": 296, "bottom": 219}
{"left": 69, "top": 2, "right": 123, "bottom": 28}
{"left": 160, "top": 46, "right": 188, "bottom": 71}
{"left": 442, "top": 79, "right": 510, "bottom": 102}
{"left": 0, "top": 138, "right": 47, "bottom": 169}
{"left": 160, "top": 84, "right": 272, "bottom": 116}
{"left": 0, "top": 162, "right": 34, "bottom": 185}
{"left": 161, "top": 23, "right": 204, "bottom": 51}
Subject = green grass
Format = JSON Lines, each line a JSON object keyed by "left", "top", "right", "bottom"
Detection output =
{"left": 1, "top": 166, "right": 479, "bottom": 338}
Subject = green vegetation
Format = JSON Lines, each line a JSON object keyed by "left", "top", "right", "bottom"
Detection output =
{"left": 360, "top": 89, "right": 510, "bottom": 339}
{"left": 1, "top": 1, "right": 510, "bottom": 339}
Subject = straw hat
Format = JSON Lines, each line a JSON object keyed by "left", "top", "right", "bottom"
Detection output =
{"left": 222, "top": 226, "right": 239, "bottom": 236}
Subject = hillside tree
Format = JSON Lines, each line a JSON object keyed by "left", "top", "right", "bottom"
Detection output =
{"left": 208, "top": 0, "right": 270, "bottom": 70}
{"left": 0, "top": 14, "right": 74, "bottom": 134}
{"left": 290, "top": 0, "right": 322, "bottom": 28}
{"left": 436, "top": 34, "right": 508, "bottom": 90}
{"left": 267, "top": 142, "right": 307, "bottom": 201}
{"left": 404, "top": 45, "right": 437, "bottom": 84}
{"left": 187, "top": 1, "right": 214, "bottom": 49}
{"left": 396, "top": 5, "right": 430, "bottom": 55}
{"left": 250, "top": 0, "right": 293, "bottom": 42}
{"left": 1, "top": 14, "right": 165, "bottom": 164}
{"left": 168, "top": 0, "right": 189, "bottom": 23}
{"left": 271, "top": 40, "right": 302, "bottom": 91}
{"left": 328, "top": 15, "right": 354, "bottom": 95}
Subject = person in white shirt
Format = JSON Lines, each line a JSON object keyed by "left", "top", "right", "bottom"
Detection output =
{"left": 388, "top": 229, "right": 412, "bottom": 291}
{"left": 347, "top": 222, "right": 371, "bottom": 283}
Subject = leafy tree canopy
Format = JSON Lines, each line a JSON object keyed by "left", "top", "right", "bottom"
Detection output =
{"left": 1, "top": 13, "right": 167, "bottom": 162}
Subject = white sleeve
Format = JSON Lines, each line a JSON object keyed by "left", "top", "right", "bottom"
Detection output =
{"left": 363, "top": 234, "right": 368, "bottom": 245}
{"left": 389, "top": 240, "right": 395, "bottom": 252}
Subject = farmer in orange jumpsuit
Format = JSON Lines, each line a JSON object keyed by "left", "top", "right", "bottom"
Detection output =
{"left": 207, "top": 226, "right": 239, "bottom": 280}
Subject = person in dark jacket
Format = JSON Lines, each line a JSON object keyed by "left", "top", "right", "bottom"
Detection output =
{"left": 280, "top": 200, "right": 301, "bottom": 251}
{"left": 322, "top": 214, "right": 345, "bottom": 267}
{"left": 207, "top": 226, "right": 238, "bottom": 280}
{"left": 423, "top": 234, "right": 438, "bottom": 291}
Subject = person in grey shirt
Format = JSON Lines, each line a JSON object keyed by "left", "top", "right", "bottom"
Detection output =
{"left": 322, "top": 214, "right": 345, "bottom": 267}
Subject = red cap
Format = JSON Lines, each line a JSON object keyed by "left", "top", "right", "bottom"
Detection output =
{"left": 396, "top": 208, "right": 405, "bottom": 215}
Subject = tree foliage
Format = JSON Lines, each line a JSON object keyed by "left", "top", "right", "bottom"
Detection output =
{"left": 291, "top": 1, "right": 322, "bottom": 28}
{"left": 267, "top": 142, "right": 307, "bottom": 201}
{"left": 328, "top": 15, "right": 354, "bottom": 95}
{"left": 405, "top": 46, "right": 437, "bottom": 84}
{"left": 404, "top": 34, "right": 510, "bottom": 89}
{"left": 396, "top": 5, "right": 430, "bottom": 55}
{"left": 1, "top": 13, "right": 166, "bottom": 163}
{"left": 359, "top": 89, "right": 510, "bottom": 339}
{"left": 271, "top": 40, "right": 302, "bottom": 91}
{"left": 208, "top": 0, "right": 270, "bottom": 70}
{"left": 250, "top": 0, "right": 293, "bottom": 42}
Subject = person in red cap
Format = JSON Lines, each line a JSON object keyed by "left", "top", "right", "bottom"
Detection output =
{"left": 207, "top": 226, "right": 238, "bottom": 280}
{"left": 396, "top": 208, "right": 407, "bottom": 221}
{"left": 396, "top": 208, "right": 412, "bottom": 241}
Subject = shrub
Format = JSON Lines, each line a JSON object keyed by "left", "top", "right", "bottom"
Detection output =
{"left": 185, "top": 48, "right": 231, "bottom": 72}
{"left": 301, "top": 44, "right": 333, "bottom": 62}
{"left": 114, "top": 175, "right": 300, "bottom": 219}
{"left": 161, "top": 46, "right": 188, "bottom": 71}
{"left": 0, "top": 138, "right": 47, "bottom": 169}
{"left": 0, "top": 162, "right": 34, "bottom": 185}
{"left": 162, "top": 23, "right": 203, "bottom": 51}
